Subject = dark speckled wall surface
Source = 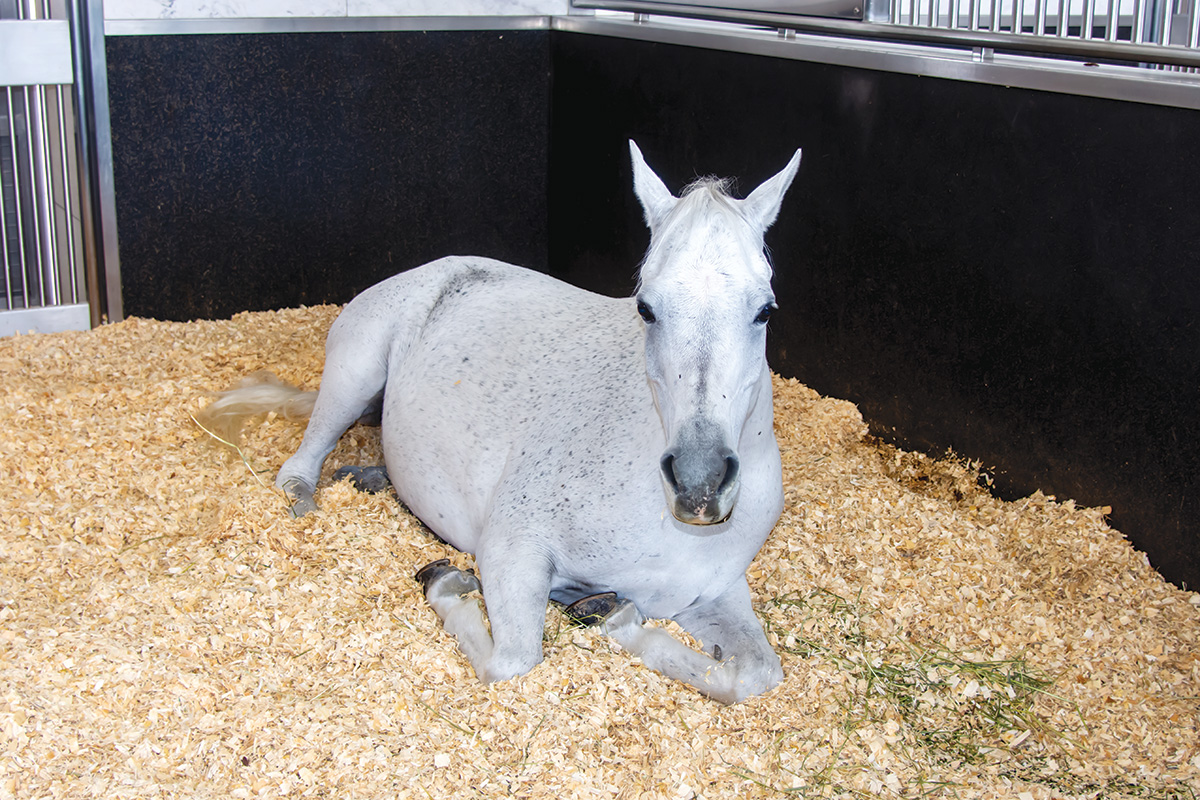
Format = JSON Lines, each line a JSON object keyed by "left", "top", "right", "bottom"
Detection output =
{"left": 106, "top": 31, "right": 550, "bottom": 321}
{"left": 548, "top": 31, "right": 1200, "bottom": 588}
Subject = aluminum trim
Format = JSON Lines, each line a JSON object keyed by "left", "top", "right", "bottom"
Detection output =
{"left": 0, "top": 19, "right": 72, "bottom": 85}
{"left": 0, "top": 302, "right": 91, "bottom": 336}
{"left": 571, "top": 1, "right": 1200, "bottom": 67}
{"left": 553, "top": 14, "right": 1200, "bottom": 109}
{"left": 104, "top": 15, "right": 553, "bottom": 36}
{"left": 631, "top": 0, "right": 864, "bottom": 20}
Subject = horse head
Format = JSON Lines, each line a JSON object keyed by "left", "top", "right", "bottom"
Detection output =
{"left": 630, "top": 141, "right": 801, "bottom": 528}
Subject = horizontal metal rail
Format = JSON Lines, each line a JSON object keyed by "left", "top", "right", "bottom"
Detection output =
{"left": 575, "top": 0, "right": 1200, "bottom": 66}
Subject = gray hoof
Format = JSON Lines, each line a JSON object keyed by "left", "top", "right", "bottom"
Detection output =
{"left": 564, "top": 592, "right": 621, "bottom": 627}
{"left": 333, "top": 465, "right": 391, "bottom": 494}
{"left": 415, "top": 559, "right": 480, "bottom": 597}
{"left": 288, "top": 495, "right": 318, "bottom": 517}
{"left": 279, "top": 477, "right": 318, "bottom": 517}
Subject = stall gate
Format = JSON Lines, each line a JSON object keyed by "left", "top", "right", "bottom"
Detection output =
{"left": 0, "top": 0, "right": 93, "bottom": 336}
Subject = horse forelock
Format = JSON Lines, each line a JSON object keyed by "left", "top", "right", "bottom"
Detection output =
{"left": 637, "top": 177, "right": 772, "bottom": 290}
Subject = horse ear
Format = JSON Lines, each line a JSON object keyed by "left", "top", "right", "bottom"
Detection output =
{"left": 629, "top": 140, "right": 676, "bottom": 233}
{"left": 740, "top": 149, "right": 802, "bottom": 232}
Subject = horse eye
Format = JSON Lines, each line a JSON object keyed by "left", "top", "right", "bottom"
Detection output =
{"left": 754, "top": 303, "right": 777, "bottom": 325}
{"left": 637, "top": 300, "right": 657, "bottom": 324}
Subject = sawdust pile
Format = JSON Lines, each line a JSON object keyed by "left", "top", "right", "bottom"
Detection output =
{"left": 0, "top": 306, "right": 1197, "bottom": 799}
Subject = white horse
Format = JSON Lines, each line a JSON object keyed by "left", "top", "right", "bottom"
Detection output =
{"left": 201, "top": 142, "right": 802, "bottom": 703}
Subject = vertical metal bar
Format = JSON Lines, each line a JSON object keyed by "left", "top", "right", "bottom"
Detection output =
{"left": 35, "top": 85, "right": 60, "bottom": 306}
{"left": 26, "top": 85, "right": 53, "bottom": 307}
{"left": 1133, "top": 0, "right": 1147, "bottom": 40}
{"left": 4, "top": 89, "right": 28, "bottom": 309}
{"left": 1159, "top": 0, "right": 1172, "bottom": 44}
{"left": 69, "top": 0, "right": 122, "bottom": 325}
{"left": 970, "top": 0, "right": 981, "bottom": 29}
{"left": 1106, "top": 0, "right": 1120, "bottom": 39}
{"left": 1057, "top": 0, "right": 1069, "bottom": 34}
{"left": 17, "top": 89, "right": 34, "bottom": 306}
{"left": 951, "top": 0, "right": 961, "bottom": 28}
{"left": 1083, "top": 0, "right": 1096, "bottom": 37}
{"left": 1, "top": 90, "right": 12, "bottom": 311}
{"left": 1015, "top": 0, "right": 1026, "bottom": 32}
{"left": 55, "top": 86, "right": 78, "bottom": 304}
{"left": 1190, "top": 0, "right": 1200, "bottom": 46}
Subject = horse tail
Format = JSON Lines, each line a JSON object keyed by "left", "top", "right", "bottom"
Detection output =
{"left": 195, "top": 370, "right": 316, "bottom": 446}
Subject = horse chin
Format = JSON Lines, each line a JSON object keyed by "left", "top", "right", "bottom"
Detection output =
{"left": 666, "top": 491, "right": 738, "bottom": 530}
{"left": 672, "top": 508, "right": 733, "bottom": 528}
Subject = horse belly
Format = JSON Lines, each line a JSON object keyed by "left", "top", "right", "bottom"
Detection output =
{"left": 379, "top": 366, "right": 513, "bottom": 552}
{"left": 376, "top": 271, "right": 643, "bottom": 553}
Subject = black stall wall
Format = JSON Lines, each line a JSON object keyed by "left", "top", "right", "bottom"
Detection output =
{"left": 106, "top": 30, "right": 551, "bottom": 321}
{"left": 549, "top": 32, "right": 1200, "bottom": 588}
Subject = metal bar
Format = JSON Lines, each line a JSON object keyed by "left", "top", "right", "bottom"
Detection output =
{"left": 576, "top": 0, "right": 1200, "bottom": 65}
{"left": 26, "top": 83, "right": 52, "bottom": 307}
{"left": 35, "top": 84, "right": 59, "bottom": 306}
{"left": 1035, "top": 0, "right": 1047, "bottom": 35}
{"left": 71, "top": 0, "right": 121, "bottom": 324}
{"left": 1057, "top": 0, "right": 1069, "bottom": 35}
{"left": 1134, "top": 0, "right": 1147, "bottom": 41}
{"left": 16, "top": 88, "right": 33, "bottom": 306}
{"left": 1106, "top": 0, "right": 1119, "bottom": 40}
{"left": 105, "top": 14, "right": 553, "bottom": 36}
{"left": 55, "top": 84, "right": 78, "bottom": 304}
{"left": 1083, "top": 0, "right": 1096, "bottom": 38}
{"left": 1191, "top": 0, "right": 1200, "bottom": 46}
{"left": 1, "top": 90, "right": 11, "bottom": 311}
{"left": 4, "top": 88, "right": 25, "bottom": 309}
{"left": 1158, "top": 0, "right": 1172, "bottom": 43}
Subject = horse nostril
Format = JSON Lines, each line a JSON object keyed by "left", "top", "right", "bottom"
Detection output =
{"left": 718, "top": 454, "right": 740, "bottom": 495}
{"left": 659, "top": 452, "right": 680, "bottom": 492}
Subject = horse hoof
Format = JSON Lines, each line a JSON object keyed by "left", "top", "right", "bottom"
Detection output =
{"left": 287, "top": 494, "right": 318, "bottom": 517}
{"left": 414, "top": 559, "right": 480, "bottom": 597}
{"left": 563, "top": 592, "right": 621, "bottom": 627}
{"left": 280, "top": 477, "right": 318, "bottom": 517}
{"left": 333, "top": 465, "right": 392, "bottom": 494}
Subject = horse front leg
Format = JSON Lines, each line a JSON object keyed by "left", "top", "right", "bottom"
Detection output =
{"left": 597, "top": 577, "right": 782, "bottom": 704}
{"left": 415, "top": 546, "right": 552, "bottom": 684}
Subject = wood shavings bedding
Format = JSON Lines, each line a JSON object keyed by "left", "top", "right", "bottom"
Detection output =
{"left": 0, "top": 307, "right": 1196, "bottom": 799}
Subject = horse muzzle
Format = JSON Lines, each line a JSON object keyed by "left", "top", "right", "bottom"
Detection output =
{"left": 659, "top": 446, "right": 741, "bottom": 527}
